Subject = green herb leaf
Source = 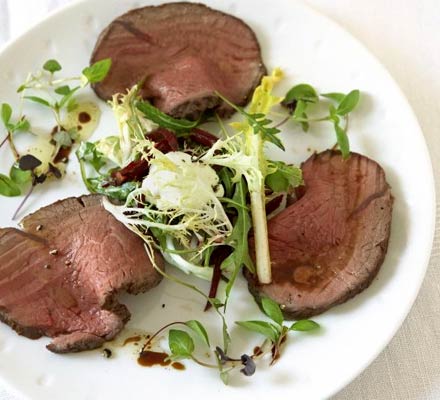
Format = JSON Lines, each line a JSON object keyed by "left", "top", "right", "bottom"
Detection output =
{"left": 289, "top": 320, "right": 320, "bottom": 332}
{"left": 67, "top": 97, "right": 79, "bottom": 112}
{"left": 43, "top": 59, "right": 62, "bottom": 73}
{"left": 53, "top": 130, "right": 73, "bottom": 148}
{"left": 137, "top": 100, "right": 200, "bottom": 131}
{"left": 185, "top": 320, "right": 210, "bottom": 347}
{"left": 16, "top": 84, "right": 27, "bottom": 93}
{"left": 292, "top": 99, "right": 307, "bottom": 120}
{"left": 216, "top": 92, "right": 285, "bottom": 150}
{"left": 59, "top": 86, "right": 80, "bottom": 109}
{"left": 76, "top": 142, "right": 106, "bottom": 172}
{"left": 81, "top": 58, "right": 112, "bottom": 84}
{"left": 1, "top": 103, "right": 12, "bottom": 126}
{"left": 88, "top": 178, "right": 137, "bottom": 201}
{"left": 222, "top": 179, "right": 254, "bottom": 308}
{"left": 218, "top": 167, "right": 233, "bottom": 199}
{"left": 220, "top": 371, "right": 229, "bottom": 385}
{"left": 24, "top": 96, "right": 51, "bottom": 108}
{"left": 13, "top": 118, "right": 30, "bottom": 132}
{"left": 321, "top": 92, "right": 345, "bottom": 103}
{"left": 334, "top": 122, "right": 350, "bottom": 159}
{"left": 329, "top": 104, "right": 338, "bottom": 120}
{"left": 290, "top": 100, "right": 310, "bottom": 132}
{"left": 235, "top": 320, "right": 280, "bottom": 342}
{"left": 0, "top": 174, "right": 21, "bottom": 196}
{"left": 261, "top": 297, "right": 284, "bottom": 326}
{"left": 54, "top": 85, "right": 71, "bottom": 95}
{"left": 284, "top": 84, "right": 318, "bottom": 104}
{"left": 265, "top": 161, "right": 303, "bottom": 193}
{"left": 336, "top": 90, "right": 360, "bottom": 116}
{"left": 10, "top": 165, "right": 31, "bottom": 184}
{"left": 209, "top": 297, "right": 224, "bottom": 309}
{"left": 168, "top": 329, "right": 195, "bottom": 359}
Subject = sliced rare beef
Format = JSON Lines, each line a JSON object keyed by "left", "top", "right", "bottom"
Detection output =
{"left": 0, "top": 195, "right": 163, "bottom": 353}
{"left": 246, "top": 150, "right": 393, "bottom": 319}
{"left": 90, "top": 2, "right": 266, "bottom": 119}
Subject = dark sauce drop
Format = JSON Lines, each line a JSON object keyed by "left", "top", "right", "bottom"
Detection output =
{"left": 137, "top": 351, "right": 185, "bottom": 371}
{"left": 53, "top": 146, "right": 72, "bottom": 163}
{"left": 123, "top": 335, "right": 142, "bottom": 346}
{"left": 78, "top": 112, "right": 91, "bottom": 123}
{"left": 137, "top": 351, "right": 171, "bottom": 367}
{"left": 253, "top": 346, "right": 263, "bottom": 356}
{"left": 172, "top": 362, "right": 185, "bottom": 370}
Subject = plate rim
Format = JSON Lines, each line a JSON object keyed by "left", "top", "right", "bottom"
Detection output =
{"left": 0, "top": 0, "right": 436, "bottom": 399}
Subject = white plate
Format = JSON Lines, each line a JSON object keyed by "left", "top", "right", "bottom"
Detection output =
{"left": 0, "top": 0, "right": 435, "bottom": 399}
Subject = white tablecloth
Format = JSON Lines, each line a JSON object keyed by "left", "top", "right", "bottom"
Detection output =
{"left": 0, "top": 0, "right": 439, "bottom": 399}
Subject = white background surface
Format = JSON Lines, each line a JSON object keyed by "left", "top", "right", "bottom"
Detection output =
{"left": 0, "top": 1, "right": 438, "bottom": 399}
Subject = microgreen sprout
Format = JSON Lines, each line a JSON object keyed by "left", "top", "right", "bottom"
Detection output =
{"left": 0, "top": 58, "right": 111, "bottom": 218}
{"left": 281, "top": 84, "right": 360, "bottom": 158}
{"left": 236, "top": 297, "right": 320, "bottom": 365}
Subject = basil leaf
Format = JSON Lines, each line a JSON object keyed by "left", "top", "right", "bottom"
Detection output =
{"left": 235, "top": 320, "right": 279, "bottom": 342}
{"left": 19, "top": 154, "right": 42, "bottom": 171}
{"left": 261, "top": 297, "right": 284, "bottom": 326}
{"left": 334, "top": 123, "right": 350, "bottom": 159}
{"left": 10, "top": 165, "right": 31, "bottom": 184}
{"left": 43, "top": 59, "right": 62, "bottom": 73}
{"left": 24, "top": 96, "right": 51, "bottom": 108}
{"left": 284, "top": 84, "right": 318, "bottom": 104}
{"left": 185, "top": 320, "right": 210, "bottom": 347}
{"left": 136, "top": 100, "right": 199, "bottom": 131}
{"left": 168, "top": 329, "right": 194, "bottom": 358}
{"left": 289, "top": 320, "right": 320, "bottom": 332}
{"left": 0, "top": 174, "right": 21, "bottom": 196}
{"left": 1, "top": 103, "right": 12, "bottom": 126}
{"left": 54, "top": 85, "right": 71, "bottom": 95}
{"left": 336, "top": 90, "right": 360, "bottom": 116}
{"left": 82, "top": 58, "right": 112, "bottom": 84}
{"left": 321, "top": 92, "right": 345, "bottom": 103}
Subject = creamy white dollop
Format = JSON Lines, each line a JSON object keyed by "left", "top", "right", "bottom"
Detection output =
{"left": 142, "top": 151, "right": 224, "bottom": 211}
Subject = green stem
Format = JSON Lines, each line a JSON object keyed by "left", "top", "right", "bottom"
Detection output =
{"left": 191, "top": 355, "right": 218, "bottom": 369}
{"left": 250, "top": 190, "right": 272, "bottom": 284}
{"left": 140, "top": 321, "right": 186, "bottom": 353}
{"left": 7, "top": 132, "right": 20, "bottom": 161}
{"left": 149, "top": 254, "right": 231, "bottom": 352}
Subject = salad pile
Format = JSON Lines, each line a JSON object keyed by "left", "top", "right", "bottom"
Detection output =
{"left": 1, "top": 61, "right": 360, "bottom": 382}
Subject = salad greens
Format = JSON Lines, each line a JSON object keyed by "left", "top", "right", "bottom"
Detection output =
{"left": 2, "top": 61, "right": 361, "bottom": 382}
